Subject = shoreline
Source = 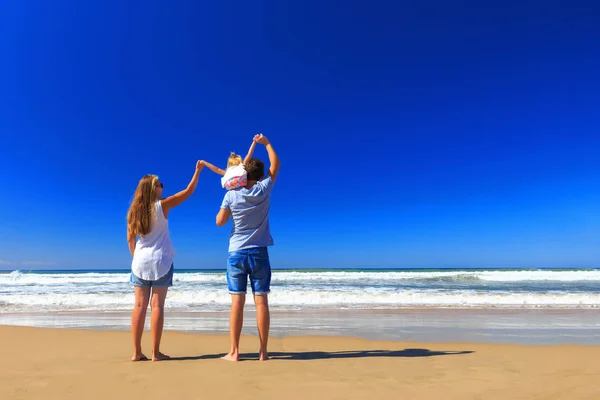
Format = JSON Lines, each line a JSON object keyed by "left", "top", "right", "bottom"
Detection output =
{"left": 1, "top": 307, "right": 599, "bottom": 345}
{"left": 1, "top": 325, "right": 599, "bottom": 399}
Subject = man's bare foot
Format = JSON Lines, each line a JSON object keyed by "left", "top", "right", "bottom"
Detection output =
{"left": 221, "top": 352, "right": 239, "bottom": 362}
{"left": 259, "top": 351, "right": 269, "bottom": 361}
{"left": 152, "top": 351, "right": 171, "bottom": 362}
{"left": 131, "top": 353, "right": 148, "bottom": 362}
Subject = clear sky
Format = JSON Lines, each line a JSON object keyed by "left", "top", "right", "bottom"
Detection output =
{"left": 1, "top": 1, "right": 599, "bottom": 270}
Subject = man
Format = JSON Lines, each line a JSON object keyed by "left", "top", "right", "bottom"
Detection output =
{"left": 216, "top": 133, "right": 280, "bottom": 361}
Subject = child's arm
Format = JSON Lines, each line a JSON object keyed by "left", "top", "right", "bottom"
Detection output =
{"left": 243, "top": 138, "right": 258, "bottom": 165}
{"left": 201, "top": 160, "right": 226, "bottom": 176}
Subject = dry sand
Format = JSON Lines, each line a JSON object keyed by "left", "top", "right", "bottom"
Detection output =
{"left": 1, "top": 325, "right": 599, "bottom": 399}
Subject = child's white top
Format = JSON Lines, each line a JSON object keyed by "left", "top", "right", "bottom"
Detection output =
{"left": 221, "top": 164, "right": 247, "bottom": 188}
{"left": 131, "top": 201, "right": 176, "bottom": 280}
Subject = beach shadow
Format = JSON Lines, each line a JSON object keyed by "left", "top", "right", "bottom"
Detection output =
{"left": 166, "top": 349, "right": 473, "bottom": 362}
{"left": 164, "top": 354, "right": 224, "bottom": 361}
{"left": 264, "top": 348, "right": 474, "bottom": 360}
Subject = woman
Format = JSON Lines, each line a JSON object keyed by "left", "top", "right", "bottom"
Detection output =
{"left": 126, "top": 161, "right": 204, "bottom": 361}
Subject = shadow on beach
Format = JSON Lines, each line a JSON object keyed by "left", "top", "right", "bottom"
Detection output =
{"left": 166, "top": 348, "right": 474, "bottom": 362}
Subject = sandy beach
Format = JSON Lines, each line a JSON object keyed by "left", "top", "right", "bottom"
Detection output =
{"left": 1, "top": 325, "right": 599, "bottom": 400}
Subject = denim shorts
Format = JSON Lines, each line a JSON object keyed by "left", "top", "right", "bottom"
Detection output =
{"left": 130, "top": 264, "right": 174, "bottom": 288}
{"left": 227, "top": 247, "right": 271, "bottom": 295}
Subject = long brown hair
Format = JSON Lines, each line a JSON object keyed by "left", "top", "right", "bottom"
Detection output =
{"left": 127, "top": 174, "right": 160, "bottom": 237}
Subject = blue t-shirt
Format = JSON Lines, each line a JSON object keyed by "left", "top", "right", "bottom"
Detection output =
{"left": 220, "top": 176, "right": 274, "bottom": 252}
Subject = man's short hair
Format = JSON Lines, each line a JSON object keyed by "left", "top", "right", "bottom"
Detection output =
{"left": 246, "top": 158, "right": 265, "bottom": 181}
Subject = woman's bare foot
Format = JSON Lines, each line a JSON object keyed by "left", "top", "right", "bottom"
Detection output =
{"left": 152, "top": 351, "right": 171, "bottom": 362}
{"left": 131, "top": 353, "right": 148, "bottom": 362}
{"left": 221, "top": 352, "right": 239, "bottom": 362}
{"left": 259, "top": 350, "right": 269, "bottom": 361}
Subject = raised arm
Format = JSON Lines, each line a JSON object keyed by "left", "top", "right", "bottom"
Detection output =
{"left": 255, "top": 134, "right": 280, "bottom": 183}
{"left": 161, "top": 161, "right": 204, "bottom": 215}
{"left": 243, "top": 139, "right": 257, "bottom": 166}
{"left": 201, "top": 160, "right": 226, "bottom": 176}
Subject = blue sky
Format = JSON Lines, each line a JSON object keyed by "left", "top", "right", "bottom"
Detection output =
{"left": 1, "top": 1, "right": 599, "bottom": 270}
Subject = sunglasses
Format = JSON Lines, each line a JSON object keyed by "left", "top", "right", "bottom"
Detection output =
{"left": 156, "top": 182, "right": 164, "bottom": 189}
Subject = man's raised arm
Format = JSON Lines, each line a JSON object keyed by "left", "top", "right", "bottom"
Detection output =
{"left": 254, "top": 134, "right": 280, "bottom": 183}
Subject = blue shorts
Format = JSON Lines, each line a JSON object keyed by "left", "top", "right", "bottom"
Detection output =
{"left": 130, "top": 265, "right": 174, "bottom": 288}
{"left": 227, "top": 247, "right": 271, "bottom": 295}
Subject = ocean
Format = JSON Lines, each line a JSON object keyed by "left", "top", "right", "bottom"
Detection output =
{"left": 1, "top": 268, "right": 599, "bottom": 344}
{"left": 1, "top": 268, "right": 599, "bottom": 312}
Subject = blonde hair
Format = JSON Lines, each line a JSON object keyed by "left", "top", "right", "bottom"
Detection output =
{"left": 127, "top": 175, "right": 160, "bottom": 237}
{"left": 227, "top": 152, "right": 243, "bottom": 168}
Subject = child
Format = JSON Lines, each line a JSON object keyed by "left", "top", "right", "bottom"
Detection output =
{"left": 202, "top": 137, "right": 258, "bottom": 190}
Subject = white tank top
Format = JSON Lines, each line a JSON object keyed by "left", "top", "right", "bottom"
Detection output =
{"left": 131, "top": 201, "right": 176, "bottom": 280}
